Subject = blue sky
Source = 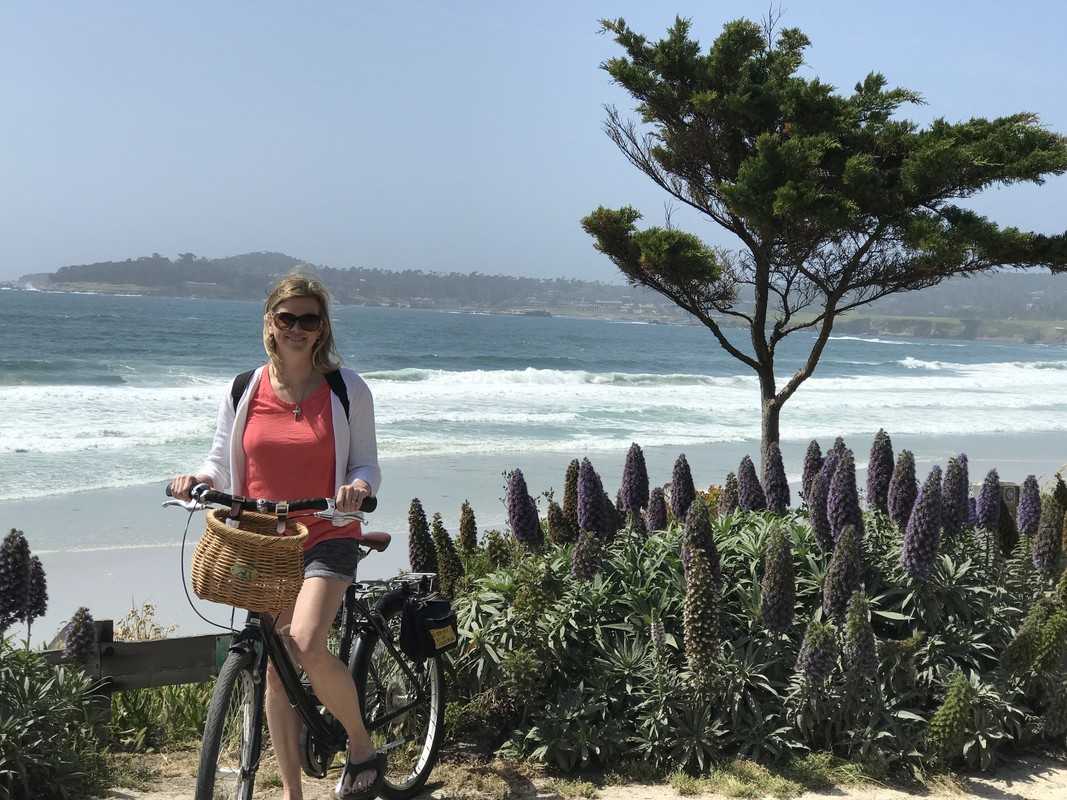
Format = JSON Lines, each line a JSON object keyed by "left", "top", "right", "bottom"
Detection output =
{"left": 1, "top": 1, "right": 1065, "bottom": 281}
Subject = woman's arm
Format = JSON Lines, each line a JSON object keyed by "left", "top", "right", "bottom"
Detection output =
{"left": 195, "top": 390, "right": 234, "bottom": 492}
{"left": 343, "top": 373, "right": 382, "bottom": 496}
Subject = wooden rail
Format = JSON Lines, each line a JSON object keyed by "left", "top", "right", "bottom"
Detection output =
{"left": 40, "top": 620, "right": 232, "bottom": 691}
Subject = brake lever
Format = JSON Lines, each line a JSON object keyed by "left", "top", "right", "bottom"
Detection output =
{"left": 162, "top": 498, "right": 204, "bottom": 512}
{"left": 314, "top": 498, "right": 367, "bottom": 527}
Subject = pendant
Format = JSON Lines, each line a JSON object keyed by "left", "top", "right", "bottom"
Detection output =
{"left": 293, "top": 405, "right": 302, "bottom": 421}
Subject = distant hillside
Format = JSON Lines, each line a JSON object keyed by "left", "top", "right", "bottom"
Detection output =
{"left": 16, "top": 252, "right": 1067, "bottom": 326}
{"left": 18, "top": 251, "right": 680, "bottom": 311}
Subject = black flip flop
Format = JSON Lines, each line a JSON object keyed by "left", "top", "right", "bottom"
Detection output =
{"left": 335, "top": 750, "right": 386, "bottom": 800}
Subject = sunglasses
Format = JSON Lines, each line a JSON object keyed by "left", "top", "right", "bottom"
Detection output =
{"left": 272, "top": 311, "right": 323, "bottom": 332}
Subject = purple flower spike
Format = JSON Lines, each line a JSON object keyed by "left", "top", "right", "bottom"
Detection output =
{"left": 902, "top": 466, "right": 943, "bottom": 581}
{"left": 506, "top": 469, "right": 542, "bottom": 548}
{"left": 763, "top": 443, "right": 790, "bottom": 516}
{"left": 671, "top": 454, "right": 696, "bottom": 521}
{"left": 888, "top": 450, "right": 918, "bottom": 532}
{"left": 976, "top": 469, "right": 1001, "bottom": 531}
{"left": 1017, "top": 475, "right": 1041, "bottom": 537}
{"left": 577, "top": 458, "right": 606, "bottom": 537}
{"left": 801, "top": 440, "right": 824, "bottom": 504}
{"left": 865, "top": 429, "right": 894, "bottom": 514}
{"left": 828, "top": 449, "right": 864, "bottom": 543}
{"left": 940, "top": 457, "right": 967, "bottom": 542}
{"left": 621, "top": 442, "right": 650, "bottom": 513}
{"left": 738, "top": 455, "right": 767, "bottom": 512}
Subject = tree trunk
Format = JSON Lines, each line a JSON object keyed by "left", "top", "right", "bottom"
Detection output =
{"left": 758, "top": 366, "right": 780, "bottom": 468}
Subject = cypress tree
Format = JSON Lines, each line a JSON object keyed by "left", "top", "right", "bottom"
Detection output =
{"left": 670, "top": 454, "right": 696, "bottom": 521}
{"left": 888, "top": 450, "right": 918, "bottom": 532}
{"left": 763, "top": 442, "right": 790, "bottom": 515}
{"left": 801, "top": 440, "right": 824, "bottom": 504}
{"left": 866, "top": 429, "right": 894, "bottom": 514}
{"left": 737, "top": 454, "right": 767, "bottom": 512}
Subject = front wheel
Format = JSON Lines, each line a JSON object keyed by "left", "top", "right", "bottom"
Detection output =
{"left": 351, "top": 621, "right": 447, "bottom": 799}
{"left": 196, "top": 648, "right": 260, "bottom": 800}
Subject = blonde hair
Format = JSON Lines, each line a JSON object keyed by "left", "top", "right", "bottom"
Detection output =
{"left": 262, "top": 271, "right": 341, "bottom": 373}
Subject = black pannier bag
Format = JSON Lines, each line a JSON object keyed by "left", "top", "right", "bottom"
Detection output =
{"left": 399, "top": 595, "right": 459, "bottom": 661}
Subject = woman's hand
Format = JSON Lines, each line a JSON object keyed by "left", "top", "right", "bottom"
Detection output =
{"left": 336, "top": 479, "right": 371, "bottom": 512}
{"left": 169, "top": 474, "right": 214, "bottom": 501}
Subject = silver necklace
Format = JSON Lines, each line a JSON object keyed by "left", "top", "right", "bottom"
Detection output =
{"left": 275, "top": 367, "right": 315, "bottom": 421}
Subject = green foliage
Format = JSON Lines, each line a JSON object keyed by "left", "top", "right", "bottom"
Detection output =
{"left": 446, "top": 478, "right": 1064, "bottom": 778}
{"left": 0, "top": 640, "right": 107, "bottom": 799}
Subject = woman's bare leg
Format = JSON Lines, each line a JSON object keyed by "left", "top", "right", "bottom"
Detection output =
{"left": 289, "top": 576, "right": 377, "bottom": 791}
{"left": 263, "top": 607, "right": 304, "bottom": 800}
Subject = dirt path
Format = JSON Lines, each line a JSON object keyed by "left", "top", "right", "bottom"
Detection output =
{"left": 101, "top": 754, "right": 1067, "bottom": 800}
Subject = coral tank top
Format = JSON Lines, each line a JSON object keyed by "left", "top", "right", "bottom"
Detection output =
{"left": 242, "top": 371, "right": 361, "bottom": 549}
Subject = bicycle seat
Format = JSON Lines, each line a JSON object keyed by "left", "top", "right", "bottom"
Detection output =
{"left": 358, "top": 531, "right": 391, "bottom": 552}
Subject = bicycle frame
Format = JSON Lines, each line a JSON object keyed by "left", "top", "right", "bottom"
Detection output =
{"left": 224, "top": 575, "right": 435, "bottom": 777}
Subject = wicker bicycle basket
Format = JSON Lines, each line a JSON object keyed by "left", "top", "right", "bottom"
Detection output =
{"left": 191, "top": 509, "right": 309, "bottom": 612}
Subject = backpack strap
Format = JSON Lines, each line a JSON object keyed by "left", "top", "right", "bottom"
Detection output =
{"left": 230, "top": 369, "right": 257, "bottom": 412}
{"left": 324, "top": 370, "right": 350, "bottom": 421}
{"left": 230, "top": 367, "right": 350, "bottom": 421}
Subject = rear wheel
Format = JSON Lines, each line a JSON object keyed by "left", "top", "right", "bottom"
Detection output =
{"left": 351, "top": 618, "right": 447, "bottom": 799}
{"left": 196, "top": 649, "right": 259, "bottom": 800}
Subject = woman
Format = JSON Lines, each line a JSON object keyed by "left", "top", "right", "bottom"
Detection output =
{"left": 171, "top": 273, "right": 382, "bottom": 800}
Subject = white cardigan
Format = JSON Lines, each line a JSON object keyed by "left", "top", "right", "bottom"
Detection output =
{"left": 196, "top": 366, "right": 382, "bottom": 498}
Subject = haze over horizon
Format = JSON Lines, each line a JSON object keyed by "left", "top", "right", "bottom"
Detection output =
{"left": 2, "top": 1, "right": 1065, "bottom": 282}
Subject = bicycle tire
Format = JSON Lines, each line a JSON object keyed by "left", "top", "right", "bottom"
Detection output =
{"left": 196, "top": 648, "right": 259, "bottom": 800}
{"left": 350, "top": 621, "right": 447, "bottom": 799}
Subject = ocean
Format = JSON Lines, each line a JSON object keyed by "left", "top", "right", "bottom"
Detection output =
{"left": 4, "top": 289, "right": 1067, "bottom": 504}
{"left": 7, "top": 288, "right": 1067, "bottom": 635}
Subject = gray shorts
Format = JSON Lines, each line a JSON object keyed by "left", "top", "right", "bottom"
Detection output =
{"left": 303, "top": 538, "right": 360, "bottom": 582}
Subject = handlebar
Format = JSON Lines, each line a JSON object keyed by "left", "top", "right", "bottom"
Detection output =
{"left": 164, "top": 483, "right": 377, "bottom": 514}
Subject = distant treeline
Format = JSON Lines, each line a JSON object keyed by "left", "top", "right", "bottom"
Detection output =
{"left": 41, "top": 251, "right": 671, "bottom": 307}
{"left": 32, "top": 252, "right": 1067, "bottom": 319}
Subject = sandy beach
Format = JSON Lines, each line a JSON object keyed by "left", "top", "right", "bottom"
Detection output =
{"left": 5, "top": 429, "right": 1065, "bottom": 643}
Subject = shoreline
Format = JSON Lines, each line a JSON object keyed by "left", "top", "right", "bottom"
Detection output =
{"left": 3, "top": 429, "right": 1064, "bottom": 641}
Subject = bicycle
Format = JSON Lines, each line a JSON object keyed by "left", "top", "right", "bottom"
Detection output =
{"left": 164, "top": 484, "right": 448, "bottom": 800}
